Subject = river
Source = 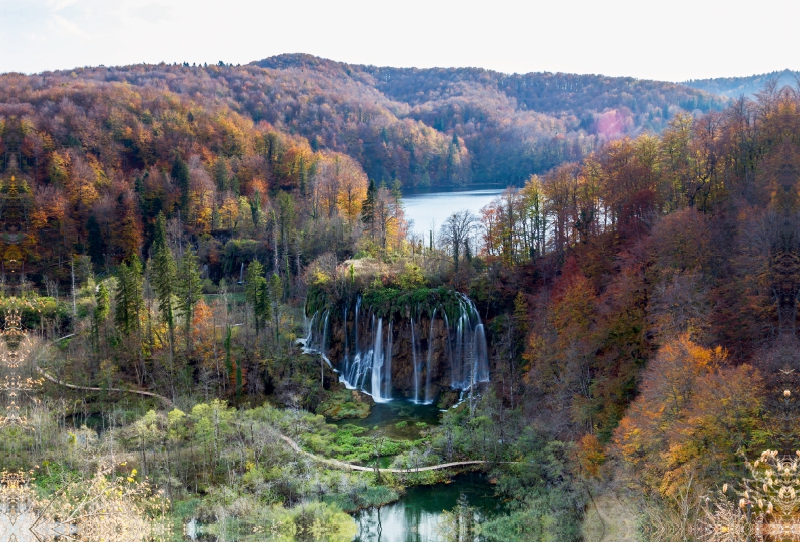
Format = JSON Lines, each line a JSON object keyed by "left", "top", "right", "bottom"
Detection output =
{"left": 402, "top": 185, "right": 510, "bottom": 239}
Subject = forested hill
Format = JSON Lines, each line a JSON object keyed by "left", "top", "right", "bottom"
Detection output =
{"left": 251, "top": 54, "right": 725, "bottom": 184}
{"left": 18, "top": 54, "right": 724, "bottom": 188}
{"left": 684, "top": 69, "right": 800, "bottom": 98}
{"left": 255, "top": 53, "right": 721, "bottom": 116}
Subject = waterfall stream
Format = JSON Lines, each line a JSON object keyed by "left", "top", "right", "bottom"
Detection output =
{"left": 304, "top": 292, "right": 490, "bottom": 403}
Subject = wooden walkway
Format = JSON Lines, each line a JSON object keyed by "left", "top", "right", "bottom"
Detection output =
{"left": 40, "top": 363, "right": 496, "bottom": 475}
{"left": 279, "top": 433, "right": 488, "bottom": 473}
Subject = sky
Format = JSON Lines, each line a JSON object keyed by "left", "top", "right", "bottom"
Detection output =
{"left": 2, "top": 0, "right": 799, "bottom": 82}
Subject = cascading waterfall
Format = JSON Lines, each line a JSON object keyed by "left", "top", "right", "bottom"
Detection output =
{"left": 303, "top": 309, "right": 332, "bottom": 367}
{"left": 370, "top": 319, "right": 385, "bottom": 402}
{"left": 329, "top": 308, "right": 393, "bottom": 403}
{"left": 411, "top": 318, "right": 420, "bottom": 403}
{"left": 424, "top": 309, "right": 437, "bottom": 403}
{"left": 304, "top": 292, "right": 490, "bottom": 403}
{"left": 383, "top": 321, "right": 393, "bottom": 399}
{"left": 447, "top": 295, "right": 490, "bottom": 389}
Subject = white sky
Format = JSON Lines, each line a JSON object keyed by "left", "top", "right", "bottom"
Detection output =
{"left": 1, "top": 0, "right": 797, "bottom": 82}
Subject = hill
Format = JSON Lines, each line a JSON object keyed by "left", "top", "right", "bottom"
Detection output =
{"left": 23, "top": 55, "right": 725, "bottom": 187}
{"left": 253, "top": 54, "right": 726, "bottom": 184}
{"left": 684, "top": 68, "right": 800, "bottom": 98}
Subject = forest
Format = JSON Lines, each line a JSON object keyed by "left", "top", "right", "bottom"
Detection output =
{"left": 7, "top": 54, "right": 725, "bottom": 189}
{"left": 0, "top": 58, "right": 798, "bottom": 541}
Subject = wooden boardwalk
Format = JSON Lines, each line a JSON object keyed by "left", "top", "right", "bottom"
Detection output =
{"left": 279, "top": 433, "right": 488, "bottom": 473}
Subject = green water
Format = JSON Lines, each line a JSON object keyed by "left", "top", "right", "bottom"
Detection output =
{"left": 332, "top": 400, "right": 443, "bottom": 440}
{"left": 184, "top": 473, "right": 502, "bottom": 542}
{"left": 352, "top": 473, "right": 503, "bottom": 542}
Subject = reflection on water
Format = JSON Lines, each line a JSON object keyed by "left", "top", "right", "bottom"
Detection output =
{"left": 353, "top": 473, "right": 502, "bottom": 542}
{"left": 403, "top": 186, "right": 509, "bottom": 238}
{"left": 182, "top": 474, "right": 502, "bottom": 542}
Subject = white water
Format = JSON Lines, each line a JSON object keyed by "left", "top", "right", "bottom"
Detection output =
{"left": 304, "top": 293, "right": 490, "bottom": 403}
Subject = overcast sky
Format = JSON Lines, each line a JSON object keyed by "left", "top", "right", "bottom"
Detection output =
{"left": 1, "top": 0, "right": 797, "bottom": 82}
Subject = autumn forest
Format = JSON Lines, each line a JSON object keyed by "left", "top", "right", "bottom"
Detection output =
{"left": 0, "top": 56, "right": 797, "bottom": 541}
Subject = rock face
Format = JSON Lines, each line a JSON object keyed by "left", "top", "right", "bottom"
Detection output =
{"left": 304, "top": 293, "right": 490, "bottom": 403}
{"left": 326, "top": 315, "right": 447, "bottom": 399}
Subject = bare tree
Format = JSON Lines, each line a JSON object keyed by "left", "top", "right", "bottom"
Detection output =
{"left": 439, "top": 210, "right": 478, "bottom": 274}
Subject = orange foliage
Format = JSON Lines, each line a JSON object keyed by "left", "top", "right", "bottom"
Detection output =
{"left": 614, "top": 335, "right": 765, "bottom": 497}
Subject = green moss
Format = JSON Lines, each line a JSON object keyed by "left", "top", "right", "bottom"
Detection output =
{"left": 323, "top": 485, "right": 400, "bottom": 512}
{"left": 306, "top": 283, "right": 467, "bottom": 323}
{"left": 361, "top": 286, "right": 464, "bottom": 320}
{"left": 316, "top": 391, "right": 371, "bottom": 420}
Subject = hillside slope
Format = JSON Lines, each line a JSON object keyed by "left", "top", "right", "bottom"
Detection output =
{"left": 26, "top": 55, "right": 725, "bottom": 187}
{"left": 684, "top": 69, "right": 800, "bottom": 98}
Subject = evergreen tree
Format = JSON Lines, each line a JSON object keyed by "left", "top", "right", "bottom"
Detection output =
{"left": 115, "top": 256, "right": 144, "bottom": 335}
{"left": 176, "top": 248, "right": 203, "bottom": 350}
{"left": 213, "top": 158, "right": 229, "bottom": 192}
{"left": 172, "top": 156, "right": 190, "bottom": 216}
{"left": 269, "top": 273, "right": 282, "bottom": 351}
{"left": 361, "top": 179, "right": 376, "bottom": 235}
{"left": 151, "top": 212, "right": 177, "bottom": 359}
{"left": 391, "top": 179, "right": 403, "bottom": 206}
{"left": 245, "top": 260, "right": 269, "bottom": 335}
{"left": 298, "top": 155, "right": 307, "bottom": 195}
{"left": 87, "top": 215, "right": 105, "bottom": 268}
{"left": 93, "top": 281, "right": 110, "bottom": 352}
{"left": 115, "top": 261, "right": 131, "bottom": 332}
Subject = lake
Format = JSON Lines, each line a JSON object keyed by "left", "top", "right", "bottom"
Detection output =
{"left": 352, "top": 472, "right": 503, "bottom": 542}
{"left": 402, "top": 185, "right": 510, "bottom": 239}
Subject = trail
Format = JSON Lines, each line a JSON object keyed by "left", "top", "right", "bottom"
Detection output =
{"left": 37, "top": 367, "right": 175, "bottom": 408}
{"left": 39, "top": 364, "right": 496, "bottom": 474}
{"left": 279, "top": 433, "right": 489, "bottom": 473}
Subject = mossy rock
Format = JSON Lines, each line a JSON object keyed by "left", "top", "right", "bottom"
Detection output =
{"left": 437, "top": 390, "right": 460, "bottom": 410}
{"left": 317, "top": 390, "right": 372, "bottom": 420}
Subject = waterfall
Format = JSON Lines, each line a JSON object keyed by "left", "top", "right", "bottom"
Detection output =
{"left": 383, "top": 321, "right": 393, "bottom": 400}
{"left": 370, "top": 318, "right": 384, "bottom": 401}
{"left": 445, "top": 295, "right": 490, "bottom": 391}
{"left": 304, "top": 291, "right": 490, "bottom": 403}
{"left": 411, "top": 318, "right": 420, "bottom": 403}
{"left": 307, "top": 307, "right": 393, "bottom": 403}
{"left": 424, "top": 309, "right": 437, "bottom": 403}
{"left": 303, "top": 309, "right": 332, "bottom": 367}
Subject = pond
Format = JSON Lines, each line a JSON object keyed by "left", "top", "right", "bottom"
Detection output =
{"left": 184, "top": 473, "right": 503, "bottom": 542}
{"left": 352, "top": 472, "right": 503, "bottom": 542}
{"left": 402, "top": 185, "right": 511, "bottom": 239}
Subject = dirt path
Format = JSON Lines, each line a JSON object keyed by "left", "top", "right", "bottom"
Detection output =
{"left": 37, "top": 367, "right": 175, "bottom": 408}
{"left": 40, "top": 365, "right": 493, "bottom": 475}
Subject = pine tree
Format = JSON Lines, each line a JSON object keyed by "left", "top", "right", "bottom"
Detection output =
{"left": 87, "top": 215, "right": 105, "bottom": 268}
{"left": 176, "top": 248, "right": 203, "bottom": 351}
{"left": 245, "top": 260, "right": 268, "bottom": 335}
{"left": 269, "top": 273, "right": 282, "bottom": 352}
{"left": 151, "top": 212, "right": 177, "bottom": 360}
{"left": 93, "top": 282, "right": 110, "bottom": 352}
{"left": 172, "top": 156, "right": 190, "bottom": 216}
{"left": 361, "top": 179, "right": 376, "bottom": 236}
{"left": 115, "top": 256, "right": 144, "bottom": 335}
{"left": 115, "top": 261, "right": 131, "bottom": 333}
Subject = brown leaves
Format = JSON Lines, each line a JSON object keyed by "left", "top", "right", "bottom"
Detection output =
{"left": 613, "top": 335, "right": 766, "bottom": 498}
